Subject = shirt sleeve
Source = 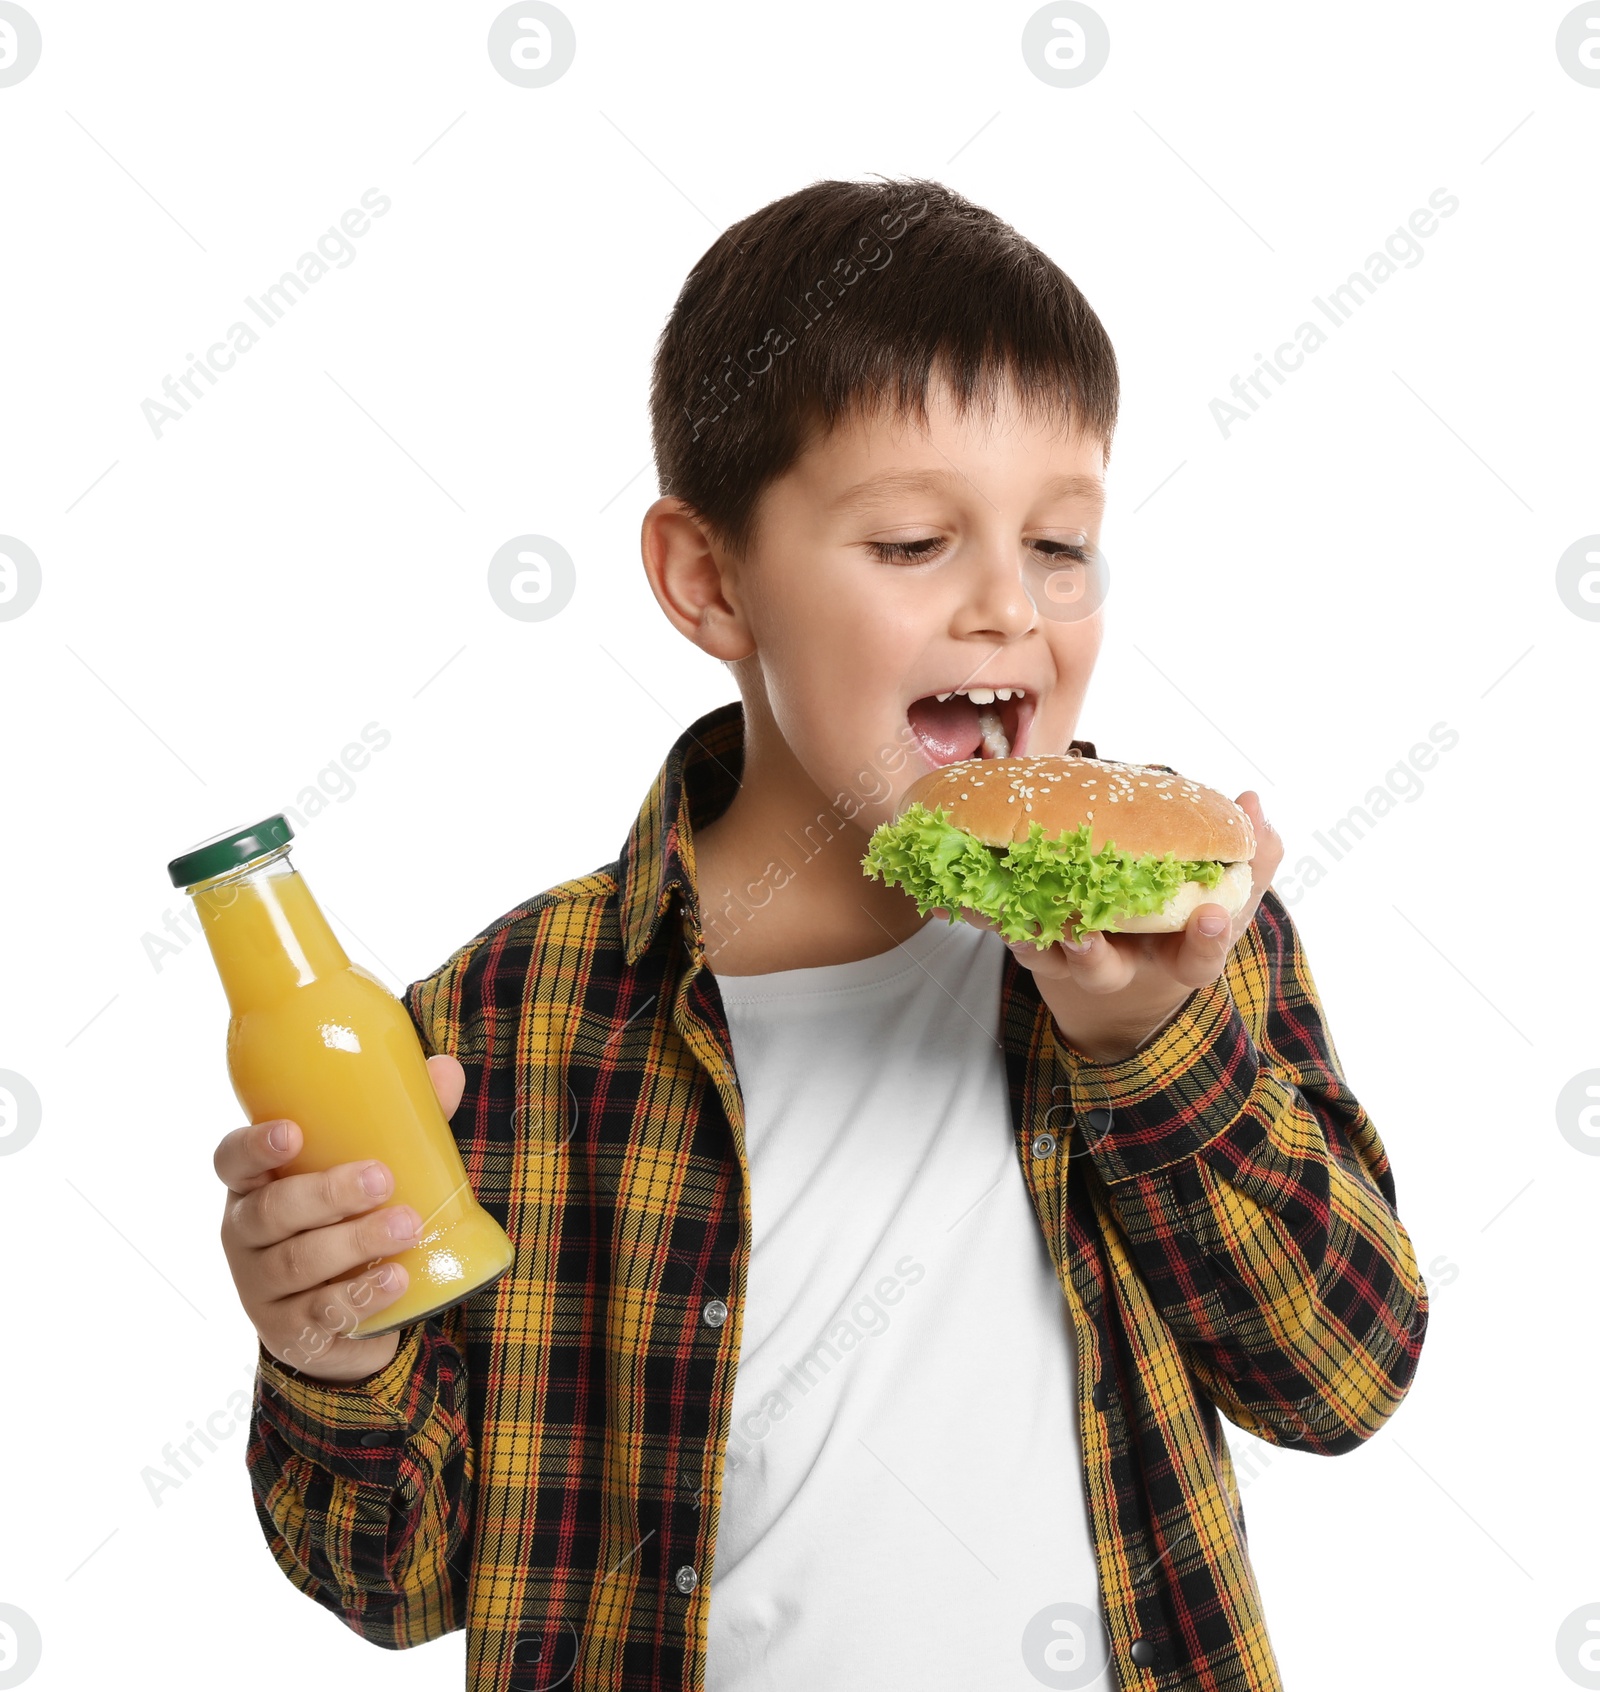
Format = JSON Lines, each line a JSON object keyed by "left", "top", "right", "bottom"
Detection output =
{"left": 245, "top": 1310, "right": 473, "bottom": 1648}
{"left": 242, "top": 941, "right": 489, "bottom": 1646}
{"left": 1049, "top": 886, "right": 1428, "bottom": 1454}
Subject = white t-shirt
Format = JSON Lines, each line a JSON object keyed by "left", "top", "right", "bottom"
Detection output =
{"left": 705, "top": 915, "right": 1111, "bottom": 1691}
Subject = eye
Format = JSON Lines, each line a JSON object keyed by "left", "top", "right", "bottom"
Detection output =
{"left": 867, "top": 537, "right": 944, "bottom": 563}
{"left": 1032, "top": 539, "right": 1092, "bottom": 566}
{"left": 865, "top": 537, "right": 1095, "bottom": 565}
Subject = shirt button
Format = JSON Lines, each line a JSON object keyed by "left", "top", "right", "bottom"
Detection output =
{"left": 702, "top": 1298, "right": 728, "bottom": 1327}
{"left": 1031, "top": 1131, "right": 1056, "bottom": 1159}
{"left": 359, "top": 1430, "right": 390, "bottom": 1447}
{"left": 674, "top": 1564, "right": 699, "bottom": 1595}
{"left": 1091, "top": 1379, "right": 1108, "bottom": 1411}
{"left": 1130, "top": 1637, "right": 1159, "bottom": 1668}
{"left": 1082, "top": 1107, "right": 1113, "bottom": 1133}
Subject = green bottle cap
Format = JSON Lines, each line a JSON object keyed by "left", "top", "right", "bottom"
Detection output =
{"left": 167, "top": 814, "right": 295, "bottom": 890}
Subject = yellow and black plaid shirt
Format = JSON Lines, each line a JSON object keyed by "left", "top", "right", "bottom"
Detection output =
{"left": 248, "top": 699, "right": 1427, "bottom": 1691}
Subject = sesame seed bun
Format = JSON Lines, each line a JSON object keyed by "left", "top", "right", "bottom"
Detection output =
{"left": 900, "top": 753, "right": 1257, "bottom": 933}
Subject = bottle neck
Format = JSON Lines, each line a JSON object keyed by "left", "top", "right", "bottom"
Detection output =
{"left": 188, "top": 851, "right": 350, "bottom": 1011}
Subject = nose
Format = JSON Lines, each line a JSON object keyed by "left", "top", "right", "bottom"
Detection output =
{"left": 956, "top": 542, "right": 1038, "bottom": 640}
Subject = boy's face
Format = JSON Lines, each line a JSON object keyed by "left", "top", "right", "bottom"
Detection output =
{"left": 723, "top": 371, "right": 1107, "bottom": 835}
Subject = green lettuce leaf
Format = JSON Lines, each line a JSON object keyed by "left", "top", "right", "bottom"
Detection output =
{"left": 860, "top": 800, "right": 1230, "bottom": 946}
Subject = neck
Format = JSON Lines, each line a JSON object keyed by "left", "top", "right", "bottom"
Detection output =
{"left": 690, "top": 695, "right": 933, "bottom": 975}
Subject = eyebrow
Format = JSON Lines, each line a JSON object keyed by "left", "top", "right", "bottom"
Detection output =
{"left": 830, "top": 468, "right": 1106, "bottom": 516}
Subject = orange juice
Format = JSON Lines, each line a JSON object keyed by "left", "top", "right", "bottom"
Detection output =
{"left": 168, "top": 816, "right": 512, "bottom": 1339}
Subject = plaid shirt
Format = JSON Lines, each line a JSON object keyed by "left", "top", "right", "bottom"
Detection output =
{"left": 247, "top": 699, "right": 1428, "bottom": 1691}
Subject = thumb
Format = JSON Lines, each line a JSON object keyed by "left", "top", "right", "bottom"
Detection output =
{"left": 1171, "top": 901, "right": 1234, "bottom": 985}
{"left": 426, "top": 1052, "right": 467, "bottom": 1120}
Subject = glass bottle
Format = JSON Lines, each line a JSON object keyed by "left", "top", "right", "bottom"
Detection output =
{"left": 168, "top": 815, "right": 512, "bottom": 1339}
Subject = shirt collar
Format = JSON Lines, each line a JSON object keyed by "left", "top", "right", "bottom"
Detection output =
{"left": 618, "top": 700, "right": 746, "bottom": 966}
{"left": 616, "top": 698, "right": 1099, "bottom": 967}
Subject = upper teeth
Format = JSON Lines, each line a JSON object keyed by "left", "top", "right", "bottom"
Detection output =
{"left": 935, "top": 686, "right": 1023, "bottom": 704}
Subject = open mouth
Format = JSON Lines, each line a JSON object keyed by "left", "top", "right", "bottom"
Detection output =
{"left": 906, "top": 686, "right": 1036, "bottom": 767}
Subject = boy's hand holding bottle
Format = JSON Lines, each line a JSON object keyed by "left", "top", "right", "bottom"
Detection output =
{"left": 214, "top": 1053, "right": 467, "bottom": 1384}
{"left": 168, "top": 814, "right": 514, "bottom": 1379}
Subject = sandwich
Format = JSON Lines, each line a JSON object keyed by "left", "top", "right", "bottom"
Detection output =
{"left": 861, "top": 753, "right": 1256, "bottom": 948}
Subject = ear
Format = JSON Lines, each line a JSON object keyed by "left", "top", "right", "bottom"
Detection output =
{"left": 640, "top": 498, "right": 755, "bottom": 661}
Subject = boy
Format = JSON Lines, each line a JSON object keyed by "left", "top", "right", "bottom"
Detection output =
{"left": 218, "top": 176, "right": 1427, "bottom": 1691}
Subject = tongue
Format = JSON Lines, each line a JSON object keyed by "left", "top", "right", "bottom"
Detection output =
{"left": 907, "top": 695, "right": 983, "bottom": 765}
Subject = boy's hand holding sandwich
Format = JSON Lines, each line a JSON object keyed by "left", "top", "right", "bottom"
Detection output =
{"left": 867, "top": 755, "right": 1284, "bottom": 1061}
{"left": 1008, "top": 788, "right": 1281, "bottom": 1063}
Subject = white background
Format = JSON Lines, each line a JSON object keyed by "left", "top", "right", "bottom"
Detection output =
{"left": 2, "top": 2, "right": 1597, "bottom": 1688}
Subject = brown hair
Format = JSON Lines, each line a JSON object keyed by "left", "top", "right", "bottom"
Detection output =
{"left": 648, "top": 174, "right": 1119, "bottom": 561}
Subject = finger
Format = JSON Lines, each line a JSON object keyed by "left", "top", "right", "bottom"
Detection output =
{"left": 272, "top": 1267, "right": 412, "bottom": 1371}
{"left": 1235, "top": 790, "right": 1284, "bottom": 884}
{"left": 253, "top": 1201, "right": 424, "bottom": 1302}
{"left": 228, "top": 1157, "right": 402, "bottom": 1252}
{"left": 1169, "top": 901, "right": 1237, "bottom": 986}
{"left": 927, "top": 906, "right": 1005, "bottom": 939}
{"left": 1232, "top": 791, "right": 1285, "bottom": 934}
{"left": 1016, "top": 926, "right": 1137, "bottom": 994}
{"left": 427, "top": 1052, "right": 466, "bottom": 1120}
{"left": 214, "top": 1118, "right": 303, "bottom": 1197}
{"left": 965, "top": 905, "right": 1075, "bottom": 959}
